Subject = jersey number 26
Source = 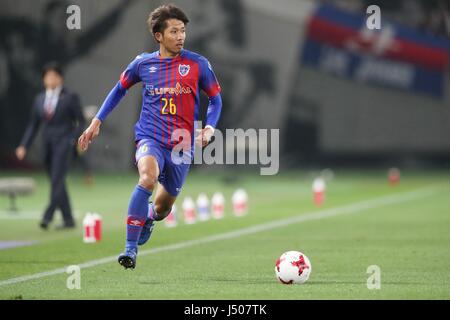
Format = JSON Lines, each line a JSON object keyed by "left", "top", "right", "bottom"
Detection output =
{"left": 161, "top": 98, "right": 177, "bottom": 115}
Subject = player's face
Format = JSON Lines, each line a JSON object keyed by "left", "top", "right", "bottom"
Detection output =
{"left": 158, "top": 19, "right": 186, "bottom": 55}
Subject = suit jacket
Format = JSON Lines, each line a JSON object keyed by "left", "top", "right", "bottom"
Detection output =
{"left": 20, "top": 87, "right": 85, "bottom": 149}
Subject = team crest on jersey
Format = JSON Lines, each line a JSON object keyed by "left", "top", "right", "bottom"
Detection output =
{"left": 178, "top": 64, "right": 190, "bottom": 77}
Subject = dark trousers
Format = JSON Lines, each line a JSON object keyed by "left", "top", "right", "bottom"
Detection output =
{"left": 41, "top": 136, "right": 74, "bottom": 225}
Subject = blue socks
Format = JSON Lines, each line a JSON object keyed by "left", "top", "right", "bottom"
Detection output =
{"left": 126, "top": 185, "right": 152, "bottom": 251}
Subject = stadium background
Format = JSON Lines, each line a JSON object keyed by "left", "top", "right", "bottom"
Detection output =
{"left": 0, "top": 0, "right": 449, "bottom": 300}
{"left": 1, "top": 0, "right": 450, "bottom": 171}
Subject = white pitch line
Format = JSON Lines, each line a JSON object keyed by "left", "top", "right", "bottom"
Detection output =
{"left": 0, "top": 186, "right": 437, "bottom": 287}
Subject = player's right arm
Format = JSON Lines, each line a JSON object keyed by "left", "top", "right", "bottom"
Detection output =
{"left": 78, "top": 55, "right": 143, "bottom": 151}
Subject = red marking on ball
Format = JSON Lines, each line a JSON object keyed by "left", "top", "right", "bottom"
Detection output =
{"left": 291, "top": 255, "right": 310, "bottom": 276}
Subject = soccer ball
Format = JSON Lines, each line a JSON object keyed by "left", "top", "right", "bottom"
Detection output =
{"left": 275, "top": 251, "right": 312, "bottom": 284}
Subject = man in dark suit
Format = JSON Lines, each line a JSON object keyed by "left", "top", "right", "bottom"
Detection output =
{"left": 16, "top": 62, "right": 85, "bottom": 230}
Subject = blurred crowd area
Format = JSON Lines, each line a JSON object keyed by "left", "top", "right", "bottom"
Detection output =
{"left": 321, "top": 0, "right": 450, "bottom": 37}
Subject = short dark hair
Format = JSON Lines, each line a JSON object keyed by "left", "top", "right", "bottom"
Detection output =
{"left": 147, "top": 4, "right": 189, "bottom": 43}
{"left": 42, "top": 62, "right": 64, "bottom": 78}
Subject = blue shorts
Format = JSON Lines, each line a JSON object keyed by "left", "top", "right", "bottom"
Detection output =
{"left": 135, "top": 139, "right": 191, "bottom": 197}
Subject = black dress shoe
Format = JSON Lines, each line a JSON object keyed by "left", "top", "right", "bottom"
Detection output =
{"left": 55, "top": 223, "right": 76, "bottom": 230}
{"left": 39, "top": 221, "right": 49, "bottom": 230}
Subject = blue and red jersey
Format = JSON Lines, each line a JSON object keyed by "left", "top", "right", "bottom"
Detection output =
{"left": 96, "top": 49, "right": 222, "bottom": 153}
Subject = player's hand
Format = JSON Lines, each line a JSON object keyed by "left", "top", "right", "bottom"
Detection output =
{"left": 195, "top": 127, "right": 214, "bottom": 147}
{"left": 15, "top": 146, "right": 27, "bottom": 161}
{"left": 78, "top": 118, "right": 101, "bottom": 152}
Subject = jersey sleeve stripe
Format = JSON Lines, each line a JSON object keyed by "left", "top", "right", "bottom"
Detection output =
{"left": 204, "top": 83, "right": 221, "bottom": 98}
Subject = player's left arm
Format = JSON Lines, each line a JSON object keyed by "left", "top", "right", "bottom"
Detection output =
{"left": 197, "top": 58, "right": 222, "bottom": 147}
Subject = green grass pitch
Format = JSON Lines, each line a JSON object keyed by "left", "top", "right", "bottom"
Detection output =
{"left": 0, "top": 169, "right": 449, "bottom": 299}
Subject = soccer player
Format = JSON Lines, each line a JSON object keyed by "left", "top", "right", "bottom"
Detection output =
{"left": 78, "top": 4, "right": 222, "bottom": 269}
